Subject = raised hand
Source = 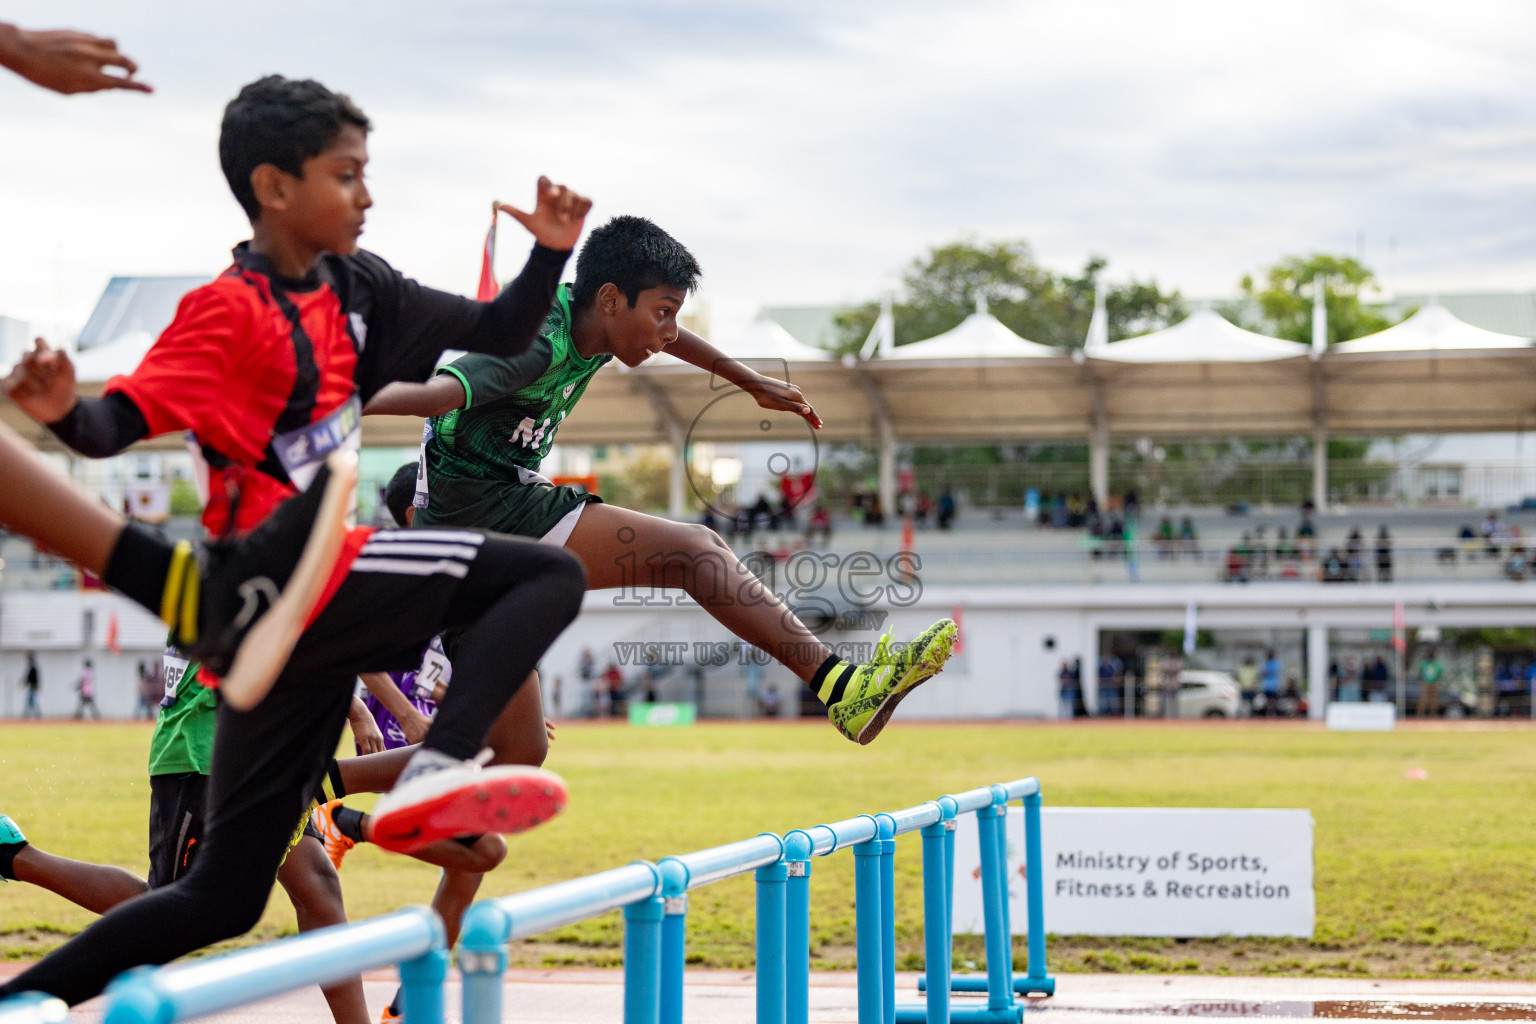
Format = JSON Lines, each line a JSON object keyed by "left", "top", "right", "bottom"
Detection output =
{"left": 5, "top": 338, "right": 78, "bottom": 425}
{"left": 0, "top": 24, "right": 152, "bottom": 95}
{"left": 746, "top": 375, "right": 823, "bottom": 430}
{"left": 498, "top": 176, "right": 592, "bottom": 252}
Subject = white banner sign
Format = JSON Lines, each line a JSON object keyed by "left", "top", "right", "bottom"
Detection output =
{"left": 1326, "top": 702, "right": 1395, "bottom": 731}
{"left": 951, "top": 807, "right": 1314, "bottom": 938}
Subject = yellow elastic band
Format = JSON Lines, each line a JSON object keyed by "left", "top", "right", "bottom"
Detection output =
{"left": 160, "top": 541, "right": 192, "bottom": 628}
{"left": 178, "top": 554, "right": 200, "bottom": 646}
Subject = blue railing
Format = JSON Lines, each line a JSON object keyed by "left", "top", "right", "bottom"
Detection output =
{"left": 6, "top": 776, "right": 1052, "bottom": 1024}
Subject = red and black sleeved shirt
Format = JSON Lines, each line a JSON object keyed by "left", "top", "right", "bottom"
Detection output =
{"left": 81, "top": 242, "right": 568, "bottom": 536}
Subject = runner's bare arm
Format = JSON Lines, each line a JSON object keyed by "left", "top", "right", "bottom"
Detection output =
{"left": 349, "top": 697, "right": 386, "bottom": 754}
{"left": 358, "top": 672, "right": 432, "bottom": 745}
{"left": 668, "top": 328, "right": 822, "bottom": 429}
{"left": 362, "top": 376, "right": 466, "bottom": 418}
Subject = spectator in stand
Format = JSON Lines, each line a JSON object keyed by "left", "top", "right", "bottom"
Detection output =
{"left": 1236, "top": 655, "right": 1259, "bottom": 717}
{"left": 1050, "top": 491, "right": 1069, "bottom": 529}
{"left": 757, "top": 682, "right": 782, "bottom": 718}
{"left": 1058, "top": 661, "right": 1078, "bottom": 719}
{"left": 1415, "top": 646, "right": 1444, "bottom": 718}
{"left": 915, "top": 490, "right": 932, "bottom": 527}
{"left": 20, "top": 653, "right": 41, "bottom": 720}
{"left": 603, "top": 662, "right": 627, "bottom": 718}
{"left": 1250, "top": 526, "right": 1270, "bottom": 580}
{"left": 1483, "top": 511, "right": 1504, "bottom": 556}
{"left": 1260, "top": 649, "right": 1282, "bottom": 717}
{"left": 1224, "top": 539, "right": 1247, "bottom": 583}
{"left": 1067, "top": 492, "right": 1087, "bottom": 528}
{"left": 72, "top": 659, "right": 99, "bottom": 720}
{"left": 1097, "top": 654, "right": 1122, "bottom": 717}
{"left": 1375, "top": 525, "right": 1393, "bottom": 582}
{"left": 1365, "top": 654, "right": 1390, "bottom": 701}
{"left": 1507, "top": 544, "right": 1529, "bottom": 582}
{"left": 1338, "top": 656, "right": 1361, "bottom": 702}
{"left": 1345, "top": 527, "right": 1364, "bottom": 582}
{"left": 1494, "top": 661, "right": 1520, "bottom": 716}
{"left": 1322, "top": 547, "right": 1348, "bottom": 583}
{"left": 1123, "top": 488, "right": 1140, "bottom": 522}
{"left": 864, "top": 493, "right": 885, "bottom": 527}
{"left": 804, "top": 504, "right": 832, "bottom": 547}
{"left": 936, "top": 488, "right": 955, "bottom": 530}
{"left": 1179, "top": 516, "right": 1199, "bottom": 556}
{"left": 1155, "top": 516, "right": 1176, "bottom": 558}
{"left": 135, "top": 660, "right": 159, "bottom": 719}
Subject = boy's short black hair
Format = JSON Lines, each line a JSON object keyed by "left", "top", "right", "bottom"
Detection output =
{"left": 384, "top": 462, "right": 418, "bottom": 527}
{"left": 571, "top": 216, "right": 701, "bottom": 311}
{"left": 219, "top": 75, "right": 371, "bottom": 220}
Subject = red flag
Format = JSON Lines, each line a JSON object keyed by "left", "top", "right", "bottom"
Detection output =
{"left": 1392, "top": 601, "right": 1406, "bottom": 653}
{"left": 106, "top": 610, "right": 121, "bottom": 655}
{"left": 476, "top": 212, "right": 498, "bottom": 301}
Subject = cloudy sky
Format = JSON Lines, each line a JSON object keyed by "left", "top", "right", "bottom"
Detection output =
{"left": 3, "top": 0, "right": 1535, "bottom": 343}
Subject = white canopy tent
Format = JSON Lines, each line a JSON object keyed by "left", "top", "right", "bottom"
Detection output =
{"left": 1333, "top": 302, "right": 1533, "bottom": 353}
{"left": 884, "top": 302, "right": 1058, "bottom": 361}
{"left": 1090, "top": 308, "right": 1309, "bottom": 363}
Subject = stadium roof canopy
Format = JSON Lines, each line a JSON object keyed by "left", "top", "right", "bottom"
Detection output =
{"left": 10, "top": 284, "right": 1536, "bottom": 519}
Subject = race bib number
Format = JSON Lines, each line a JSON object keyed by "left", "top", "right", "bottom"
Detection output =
{"left": 274, "top": 395, "right": 362, "bottom": 493}
{"left": 414, "top": 640, "right": 452, "bottom": 699}
{"left": 413, "top": 421, "right": 433, "bottom": 511}
{"left": 162, "top": 652, "right": 190, "bottom": 708}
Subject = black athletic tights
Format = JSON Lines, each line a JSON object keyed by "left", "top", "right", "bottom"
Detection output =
{"left": 0, "top": 532, "right": 585, "bottom": 1005}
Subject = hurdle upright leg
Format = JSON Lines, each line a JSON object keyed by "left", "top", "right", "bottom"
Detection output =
{"left": 756, "top": 862, "right": 789, "bottom": 1024}
{"left": 783, "top": 831, "right": 814, "bottom": 1024}
{"left": 624, "top": 896, "right": 666, "bottom": 1024}
{"left": 853, "top": 839, "right": 885, "bottom": 1024}
{"left": 1020, "top": 791, "right": 1056, "bottom": 997}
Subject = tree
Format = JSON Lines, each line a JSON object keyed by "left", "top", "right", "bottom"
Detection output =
{"left": 832, "top": 240, "right": 1186, "bottom": 355}
{"left": 1236, "top": 253, "right": 1392, "bottom": 345}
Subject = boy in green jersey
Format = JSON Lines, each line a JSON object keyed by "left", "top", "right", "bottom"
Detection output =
{"left": 366, "top": 216, "right": 956, "bottom": 744}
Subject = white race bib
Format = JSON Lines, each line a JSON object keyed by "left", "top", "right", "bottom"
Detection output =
{"left": 162, "top": 653, "right": 190, "bottom": 706}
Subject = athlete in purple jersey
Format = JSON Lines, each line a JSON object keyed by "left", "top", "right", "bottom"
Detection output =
{"left": 358, "top": 637, "right": 447, "bottom": 752}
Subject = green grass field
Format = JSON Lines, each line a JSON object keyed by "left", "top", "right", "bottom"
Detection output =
{"left": 2, "top": 719, "right": 1535, "bottom": 978}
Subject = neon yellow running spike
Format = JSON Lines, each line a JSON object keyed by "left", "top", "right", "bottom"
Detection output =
{"left": 827, "top": 618, "right": 957, "bottom": 745}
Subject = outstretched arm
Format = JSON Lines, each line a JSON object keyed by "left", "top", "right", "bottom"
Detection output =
{"left": 5, "top": 340, "right": 149, "bottom": 457}
{"left": 667, "top": 328, "right": 822, "bottom": 429}
{"left": 362, "top": 375, "right": 466, "bottom": 418}
{"left": 0, "top": 22, "right": 152, "bottom": 94}
{"left": 358, "top": 177, "right": 591, "bottom": 392}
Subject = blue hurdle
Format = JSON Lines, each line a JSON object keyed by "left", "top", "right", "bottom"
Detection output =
{"left": 0, "top": 775, "right": 1052, "bottom": 1024}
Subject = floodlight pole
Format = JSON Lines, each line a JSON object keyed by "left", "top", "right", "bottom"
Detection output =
{"left": 1310, "top": 274, "right": 1328, "bottom": 513}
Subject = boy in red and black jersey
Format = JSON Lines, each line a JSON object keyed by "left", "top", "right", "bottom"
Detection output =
{"left": 1, "top": 75, "right": 591, "bottom": 1007}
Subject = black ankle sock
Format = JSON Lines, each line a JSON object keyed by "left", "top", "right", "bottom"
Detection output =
{"left": 810, "top": 654, "right": 849, "bottom": 703}
{"left": 102, "top": 522, "right": 175, "bottom": 620}
{"left": 335, "top": 806, "right": 366, "bottom": 844}
{"left": 0, "top": 840, "right": 28, "bottom": 881}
